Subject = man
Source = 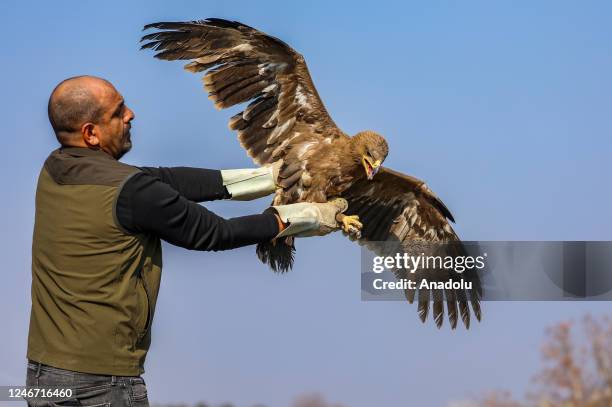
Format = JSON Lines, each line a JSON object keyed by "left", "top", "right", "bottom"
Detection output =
{"left": 25, "top": 76, "right": 348, "bottom": 406}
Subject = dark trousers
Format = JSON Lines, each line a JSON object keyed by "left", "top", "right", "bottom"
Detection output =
{"left": 25, "top": 360, "right": 150, "bottom": 406}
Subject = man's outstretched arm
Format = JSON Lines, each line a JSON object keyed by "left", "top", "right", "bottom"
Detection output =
{"left": 115, "top": 171, "right": 278, "bottom": 251}
{"left": 140, "top": 163, "right": 280, "bottom": 202}
{"left": 139, "top": 167, "right": 230, "bottom": 202}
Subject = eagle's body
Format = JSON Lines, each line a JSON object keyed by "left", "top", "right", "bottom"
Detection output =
{"left": 274, "top": 132, "right": 351, "bottom": 204}
{"left": 142, "top": 18, "right": 482, "bottom": 329}
{"left": 271, "top": 131, "right": 385, "bottom": 205}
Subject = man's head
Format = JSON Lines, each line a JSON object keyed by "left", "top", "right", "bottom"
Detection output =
{"left": 48, "top": 76, "right": 134, "bottom": 159}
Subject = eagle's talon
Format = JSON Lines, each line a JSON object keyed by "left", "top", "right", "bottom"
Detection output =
{"left": 339, "top": 214, "right": 362, "bottom": 236}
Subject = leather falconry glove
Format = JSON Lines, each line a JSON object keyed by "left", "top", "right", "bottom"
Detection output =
{"left": 221, "top": 161, "right": 282, "bottom": 201}
{"left": 270, "top": 198, "right": 349, "bottom": 238}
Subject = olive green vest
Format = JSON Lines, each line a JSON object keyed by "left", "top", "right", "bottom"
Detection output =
{"left": 27, "top": 147, "right": 162, "bottom": 376}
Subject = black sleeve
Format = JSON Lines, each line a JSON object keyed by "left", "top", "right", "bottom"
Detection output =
{"left": 115, "top": 171, "right": 279, "bottom": 251}
{"left": 139, "top": 166, "right": 230, "bottom": 202}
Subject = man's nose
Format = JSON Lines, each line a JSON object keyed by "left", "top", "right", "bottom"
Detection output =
{"left": 125, "top": 106, "right": 135, "bottom": 122}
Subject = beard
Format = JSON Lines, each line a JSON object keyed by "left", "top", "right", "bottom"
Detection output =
{"left": 115, "top": 129, "right": 132, "bottom": 160}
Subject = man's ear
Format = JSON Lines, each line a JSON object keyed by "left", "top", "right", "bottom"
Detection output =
{"left": 81, "top": 122, "right": 100, "bottom": 146}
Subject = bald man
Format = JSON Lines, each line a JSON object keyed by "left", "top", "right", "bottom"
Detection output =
{"left": 25, "top": 76, "right": 349, "bottom": 406}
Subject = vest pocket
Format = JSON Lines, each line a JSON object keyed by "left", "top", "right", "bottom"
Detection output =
{"left": 136, "top": 273, "right": 151, "bottom": 339}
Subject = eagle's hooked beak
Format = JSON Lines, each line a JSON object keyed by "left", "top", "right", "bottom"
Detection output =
{"left": 362, "top": 156, "right": 381, "bottom": 180}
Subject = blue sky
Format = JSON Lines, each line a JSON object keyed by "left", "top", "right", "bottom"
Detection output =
{"left": 1, "top": 1, "right": 611, "bottom": 406}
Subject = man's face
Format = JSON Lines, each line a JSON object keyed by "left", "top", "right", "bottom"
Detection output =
{"left": 95, "top": 85, "right": 135, "bottom": 159}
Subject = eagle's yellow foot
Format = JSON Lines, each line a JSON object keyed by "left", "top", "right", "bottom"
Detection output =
{"left": 336, "top": 213, "right": 362, "bottom": 238}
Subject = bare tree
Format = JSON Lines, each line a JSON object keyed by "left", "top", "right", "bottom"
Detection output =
{"left": 465, "top": 314, "right": 612, "bottom": 407}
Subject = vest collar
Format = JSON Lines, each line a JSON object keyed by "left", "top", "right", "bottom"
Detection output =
{"left": 58, "top": 146, "right": 116, "bottom": 160}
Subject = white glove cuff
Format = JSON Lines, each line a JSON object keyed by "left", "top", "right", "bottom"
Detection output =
{"left": 221, "top": 167, "right": 276, "bottom": 201}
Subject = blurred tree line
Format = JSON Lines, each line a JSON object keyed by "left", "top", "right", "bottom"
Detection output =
{"left": 469, "top": 314, "right": 612, "bottom": 407}
{"left": 150, "top": 314, "right": 611, "bottom": 407}
{"left": 150, "top": 392, "right": 346, "bottom": 407}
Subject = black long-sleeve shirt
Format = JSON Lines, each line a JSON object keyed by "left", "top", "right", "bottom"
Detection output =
{"left": 115, "top": 166, "right": 279, "bottom": 251}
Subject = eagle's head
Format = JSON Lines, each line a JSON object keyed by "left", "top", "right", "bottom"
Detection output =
{"left": 352, "top": 131, "right": 389, "bottom": 180}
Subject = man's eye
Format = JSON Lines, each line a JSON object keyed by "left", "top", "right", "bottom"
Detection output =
{"left": 114, "top": 103, "right": 124, "bottom": 117}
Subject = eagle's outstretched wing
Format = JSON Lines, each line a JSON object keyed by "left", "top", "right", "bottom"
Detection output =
{"left": 341, "top": 167, "right": 482, "bottom": 329}
{"left": 141, "top": 19, "right": 345, "bottom": 172}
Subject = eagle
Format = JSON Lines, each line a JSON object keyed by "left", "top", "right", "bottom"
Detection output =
{"left": 141, "top": 18, "right": 482, "bottom": 329}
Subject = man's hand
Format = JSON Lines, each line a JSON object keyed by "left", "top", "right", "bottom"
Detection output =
{"left": 271, "top": 198, "right": 359, "bottom": 238}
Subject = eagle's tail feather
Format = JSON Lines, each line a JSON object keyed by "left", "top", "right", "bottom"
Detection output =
{"left": 256, "top": 238, "right": 295, "bottom": 273}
